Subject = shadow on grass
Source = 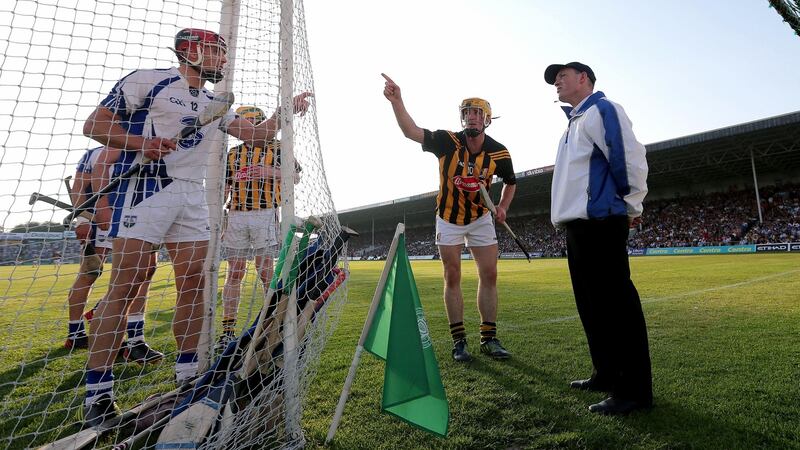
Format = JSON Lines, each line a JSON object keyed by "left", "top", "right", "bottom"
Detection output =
{"left": 474, "top": 356, "right": 782, "bottom": 449}
{"left": 0, "top": 341, "right": 175, "bottom": 449}
{"left": 0, "top": 359, "right": 85, "bottom": 450}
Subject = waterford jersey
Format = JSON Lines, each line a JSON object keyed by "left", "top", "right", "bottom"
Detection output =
{"left": 100, "top": 67, "right": 236, "bottom": 198}
{"left": 75, "top": 147, "right": 103, "bottom": 197}
{"left": 422, "top": 129, "right": 516, "bottom": 226}
{"left": 107, "top": 150, "right": 140, "bottom": 238}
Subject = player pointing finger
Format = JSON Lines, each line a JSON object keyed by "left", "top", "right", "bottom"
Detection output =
{"left": 381, "top": 73, "right": 402, "bottom": 102}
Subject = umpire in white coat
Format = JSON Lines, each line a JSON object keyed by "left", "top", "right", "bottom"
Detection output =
{"left": 545, "top": 62, "right": 652, "bottom": 415}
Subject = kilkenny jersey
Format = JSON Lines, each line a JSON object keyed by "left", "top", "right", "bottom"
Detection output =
{"left": 99, "top": 67, "right": 236, "bottom": 201}
{"left": 226, "top": 141, "right": 282, "bottom": 211}
{"left": 422, "top": 129, "right": 516, "bottom": 226}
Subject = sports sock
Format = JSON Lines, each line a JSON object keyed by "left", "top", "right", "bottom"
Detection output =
{"left": 126, "top": 314, "right": 145, "bottom": 344}
{"left": 222, "top": 318, "right": 236, "bottom": 336}
{"left": 68, "top": 320, "right": 86, "bottom": 339}
{"left": 449, "top": 322, "right": 466, "bottom": 343}
{"left": 479, "top": 321, "right": 497, "bottom": 343}
{"left": 85, "top": 369, "right": 114, "bottom": 406}
{"left": 175, "top": 352, "right": 198, "bottom": 383}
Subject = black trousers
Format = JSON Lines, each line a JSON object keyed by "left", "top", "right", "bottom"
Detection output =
{"left": 565, "top": 216, "right": 652, "bottom": 403}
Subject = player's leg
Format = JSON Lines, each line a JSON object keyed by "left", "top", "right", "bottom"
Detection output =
{"left": 436, "top": 215, "right": 471, "bottom": 361}
{"left": 83, "top": 237, "right": 152, "bottom": 426}
{"left": 253, "top": 208, "right": 278, "bottom": 300}
{"left": 66, "top": 272, "right": 94, "bottom": 349}
{"left": 471, "top": 244, "right": 509, "bottom": 359}
{"left": 466, "top": 214, "right": 510, "bottom": 359}
{"left": 166, "top": 240, "right": 208, "bottom": 384}
{"left": 255, "top": 252, "right": 275, "bottom": 293}
{"left": 218, "top": 210, "right": 251, "bottom": 349}
{"left": 65, "top": 243, "right": 106, "bottom": 349}
{"left": 122, "top": 248, "right": 164, "bottom": 364}
{"left": 219, "top": 254, "right": 247, "bottom": 348}
{"left": 161, "top": 182, "right": 212, "bottom": 383}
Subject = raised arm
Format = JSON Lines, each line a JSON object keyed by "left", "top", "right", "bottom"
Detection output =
{"left": 381, "top": 73, "right": 424, "bottom": 144}
{"left": 227, "top": 92, "right": 313, "bottom": 147}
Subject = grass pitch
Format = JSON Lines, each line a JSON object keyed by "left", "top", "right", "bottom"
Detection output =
{"left": 1, "top": 254, "right": 798, "bottom": 449}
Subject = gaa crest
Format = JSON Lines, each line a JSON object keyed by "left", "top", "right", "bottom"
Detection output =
{"left": 415, "top": 307, "right": 432, "bottom": 349}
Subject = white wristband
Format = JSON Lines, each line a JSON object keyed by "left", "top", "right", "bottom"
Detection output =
{"left": 72, "top": 216, "right": 91, "bottom": 228}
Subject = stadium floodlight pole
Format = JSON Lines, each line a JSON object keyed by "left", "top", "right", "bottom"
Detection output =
{"left": 478, "top": 183, "right": 532, "bottom": 262}
{"left": 750, "top": 148, "right": 763, "bottom": 224}
{"left": 278, "top": 0, "right": 302, "bottom": 441}
{"left": 326, "top": 223, "right": 405, "bottom": 444}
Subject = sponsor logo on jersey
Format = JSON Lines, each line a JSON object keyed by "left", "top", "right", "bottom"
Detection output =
{"left": 169, "top": 97, "right": 187, "bottom": 107}
{"left": 234, "top": 165, "right": 258, "bottom": 181}
{"left": 177, "top": 116, "right": 205, "bottom": 149}
{"left": 452, "top": 175, "right": 481, "bottom": 192}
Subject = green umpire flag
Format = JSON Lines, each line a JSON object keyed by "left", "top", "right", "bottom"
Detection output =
{"left": 363, "top": 234, "right": 449, "bottom": 437}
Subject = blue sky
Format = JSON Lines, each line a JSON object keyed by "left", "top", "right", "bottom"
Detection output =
{"left": 306, "top": 0, "right": 800, "bottom": 209}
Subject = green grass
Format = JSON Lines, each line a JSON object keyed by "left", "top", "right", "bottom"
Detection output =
{"left": 1, "top": 254, "right": 799, "bottom": 449}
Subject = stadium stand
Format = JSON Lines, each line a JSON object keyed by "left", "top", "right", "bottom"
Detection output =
{"left": 3, "top": 113, "right": 798, "bottom": 263}
{"left": 341, "top": 111, "right": 800, "bottom": 258}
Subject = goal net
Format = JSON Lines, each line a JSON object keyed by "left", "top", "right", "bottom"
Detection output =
{"left": 0, "top": 0, "right": 348, "bottom": 448}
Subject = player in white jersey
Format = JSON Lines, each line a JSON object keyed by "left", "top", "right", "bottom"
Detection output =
{"left": 85, "top": 147, "right": 165, "bottom": 364}
{"left": 66, "top": 147, "right": 163, "bottom": 364}
{"left": 80, "top": 28, "right": 312, "bottom": 427}
{"left": 64, "top": 147, "right": 104, "bottom": 350}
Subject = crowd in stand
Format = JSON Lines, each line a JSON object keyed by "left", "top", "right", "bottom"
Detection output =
{"left": 2, "top": 184, "right": 797, "bottom": 264}
{"left": 348, "top": 183, "right": 800, "bottom": 258}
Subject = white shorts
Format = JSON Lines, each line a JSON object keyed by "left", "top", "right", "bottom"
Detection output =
{"left": 222, "top": 208, "right": 279, "bottom": 257}
{"left": 94, "top": 226, "right": 112, "bottom": 250}
{"left": 116, "top": 179, "right": 210, "bottom": 245}
{"left": 435, "top": 213, "right": 497, "bottom": 248}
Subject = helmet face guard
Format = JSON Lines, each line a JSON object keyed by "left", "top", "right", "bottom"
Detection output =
{"left": 173, "top": 28, "right": 228, "bottom": 83}
{"left": 459, "top": 97, "right": 492, "bottom": 136}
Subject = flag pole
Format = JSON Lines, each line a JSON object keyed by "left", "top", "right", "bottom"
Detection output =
{"left": 325, "top": 223, "right": 405, "bottom": 444}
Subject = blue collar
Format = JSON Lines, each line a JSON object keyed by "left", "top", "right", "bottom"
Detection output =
{"left": 561, "top": 91, "right": 606, "bottom": 119}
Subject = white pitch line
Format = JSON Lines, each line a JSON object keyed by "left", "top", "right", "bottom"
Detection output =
{"left": 532, "top": 268, "right": 800, "bottom": 326}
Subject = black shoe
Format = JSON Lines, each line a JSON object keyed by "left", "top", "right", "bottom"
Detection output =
{"left": 589, "top": 396, "right": 652, "bottom": 415}
{"left": 215, "top": 332, "right": 237, "bottom": 354}
{"left": 82, "top": 394, "right": 121, "bottom": 428}
{"left": 64, "top": 335, "right": 88, "bottom": 350}
{"left": 570, "top": 378, "right": 612, "bottom": 392}
{"left": 479, "top": 338, "right": 511, "bottom": 359}
{"left": 122, "top": 341, "right": 164, "bottom": 364}
{"left": 452, "top": 339, "right": 472, "bottom": 362}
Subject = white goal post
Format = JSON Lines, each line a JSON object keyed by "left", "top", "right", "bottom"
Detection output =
{"left": 0, "top": 1, "right": 349, "bottom": 449}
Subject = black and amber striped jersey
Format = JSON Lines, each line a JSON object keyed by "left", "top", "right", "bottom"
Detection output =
{"left": 422, "top": 129, "right": 516, "bottom": 225}
{"left": 225, "top": 141, "right": 282, "bottom": 211}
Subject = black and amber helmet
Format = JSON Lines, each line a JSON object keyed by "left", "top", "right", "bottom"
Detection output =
{"left": 459, "top": 97, "right": 492, "bottom": 128}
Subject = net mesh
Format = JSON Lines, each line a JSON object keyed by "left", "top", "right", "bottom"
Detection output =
{"left": 0, "top": 0, "right": 347, "bottom": 448}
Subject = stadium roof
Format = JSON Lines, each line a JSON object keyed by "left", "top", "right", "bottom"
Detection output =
{"left": 338, "top": 110, "right": 800, "bottom": 232}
